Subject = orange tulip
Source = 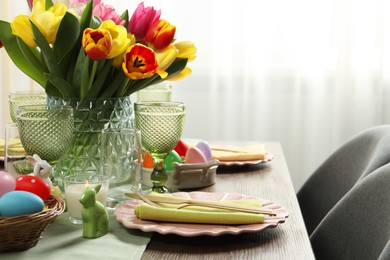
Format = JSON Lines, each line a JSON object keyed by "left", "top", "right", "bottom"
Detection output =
{"left": 122, "top": 43, "right": 167, "bottom": 80}
{"left": 82, "top": 28, "right": 112, "bottom": 61}
{"left": 145, "top": 19, "right": 176, "bottom": 51}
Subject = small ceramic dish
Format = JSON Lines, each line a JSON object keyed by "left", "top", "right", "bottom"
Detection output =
{"left": 142, "top": 160, "right": 219, "bottom": 190}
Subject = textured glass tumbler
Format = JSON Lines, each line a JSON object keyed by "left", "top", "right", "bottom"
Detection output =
{"left": 4, "top": 123, "right": 32, "bottom": 175}
{"left": 136, "top": 84, "right": 172, "bottom": 102}
{"left": 8, "top": 91, "right": 47, "bottom": 123}
{"left": 101, "top": 128, "right": 144, "bottom": 207}
{"left": 100, "top": 128, "right": 141, "bottom": 185}
{"left": 134, "top": 102, "right": 185, "bottom": 193}
{"left": 16, "top": 105, "right": 74, "bottom": 164}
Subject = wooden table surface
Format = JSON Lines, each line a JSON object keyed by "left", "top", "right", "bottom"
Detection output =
{"left": 141, "top": 142, "right": 315, "bottom": 260}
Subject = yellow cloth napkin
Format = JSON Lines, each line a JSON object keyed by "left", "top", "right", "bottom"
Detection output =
{"left": 134, "top": 199, "right": 265, "bottom": 224}
{"left": 211, "top": 144, "right": 266, "bottom": 161}
{"left": 0, "top": 138, "right": 25, "bottom": 156}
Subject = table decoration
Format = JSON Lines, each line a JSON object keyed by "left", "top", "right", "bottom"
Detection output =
{"left": 64, "top": 174, "right": 109, "bottom": 224}
{"left": 0, "top": 195, "right": 65, "bottom": 252}
{"left": 8, "top": 91, "right": 47, "bottom": 123}
{"left": 80, "top": 184, "right": 109, "bottom": 238}
{"left": 136, "top": 83, "right": 173, "bottom": 102}
{"left": 4, "top": 123, "right": 30, "bottom": 175}
{"left": 0, "top": 0, "right": 197, "bottom": 181}
{"left": 115, "top": 191, "right": 288, "bottom": 237}
{"left": 16, "top": 105, "right": 74, "bottom": 165}
{"left": 135, "top": 101, "right": 186, "bottom": 193}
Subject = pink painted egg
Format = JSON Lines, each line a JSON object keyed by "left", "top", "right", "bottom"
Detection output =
{"left": 0, "top": 171, "right": 16, "bottom": 197}
{"left": 195, "top": 141, "right": 212, "bottom": 161}
{"left": 15, "top": 175, "right": 51, "bottom": 200}
{"left": 184, "top": 147, "right": 208, "bottom": 164}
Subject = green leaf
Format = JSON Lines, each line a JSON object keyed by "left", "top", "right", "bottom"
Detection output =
{"left": 86, "top": 60, "right": 114, "bottom": 98}
{"left": 72, "top": 49, "right": 87, "bottom": 93}
{"left": 30, "top": 20, "right": 63, "bottom": 77}
{"left": 45, "top": 73, "right": 75, "bottom": 97}
{"left": 0, "top": 21, "right": 46, "bottom": 87}
{"left": 53, "top": 12, "right": 80, "bottom": 65}
{"left": 121, "top": 10, "right": 129, "bottom": 28}
{"left": 45, "top": 0, "right": 54, "bottom": 9}
{"left": 16, "top": 37, "right": 48, "bottom": 75}
{"left": 80, "top": 57, "right": 90, "bottom": 99}
{"left": 101, "top": 71, "right": 128, "bottom": 97}
{"left": 90, "top": 16, "right": 102, "bottom": 29}
{"left": 79, "top": 0, "right": 93, "bottom": 33}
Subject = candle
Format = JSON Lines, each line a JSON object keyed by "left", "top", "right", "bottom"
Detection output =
{"left": 64, "top": 175, "right": 109, "bottom": 224}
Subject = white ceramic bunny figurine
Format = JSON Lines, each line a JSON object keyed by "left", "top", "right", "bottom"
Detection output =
{"left": 28, "top": 154, "right": 61, "bottom": 197}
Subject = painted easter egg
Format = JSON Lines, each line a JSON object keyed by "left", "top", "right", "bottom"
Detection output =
{"left": 0, "top": 171, "right": 16, "bottom": 197}
{"left": 184, "top": 147, "right": 208, "bottom": 164}
{"left": 164, "top": 150, "right": 183, "bottom": 171}
{"left": 0, "top": 191, "right": 44, "bottom": 217}
{"left": 143, "top": 152, "right": 155, "bottom": 169}
{"left": 15, "top": 175, "right": 51, "bottom": 200}
{"left": 195, "top": 141, "right": 212, "bottom": 161}
{"left": 174, "top": 139, "right": 189, "bottom": 157}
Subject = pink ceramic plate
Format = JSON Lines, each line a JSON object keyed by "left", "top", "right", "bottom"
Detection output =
{"left": 218, "top": 152, "right": 274, "bottom": 167}
{"left": 114, "top": 191, "right": 288, "bottom": 237}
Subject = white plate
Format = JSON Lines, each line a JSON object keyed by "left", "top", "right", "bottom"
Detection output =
{"left": 114, "top": 191, "right": 288, "bottom": 237}
{"left": 218, "top": 152, "right": 274, "bottom": 166}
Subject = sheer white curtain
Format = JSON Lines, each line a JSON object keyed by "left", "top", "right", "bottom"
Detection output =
{"left": 2, "top": 0, "right": 390, "bottom": 190}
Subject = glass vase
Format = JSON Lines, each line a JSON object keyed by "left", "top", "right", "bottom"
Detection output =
{"left": 47, "top": 96, "right": 133, "bottom": 187}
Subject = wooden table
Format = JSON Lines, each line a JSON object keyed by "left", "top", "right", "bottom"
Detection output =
{"left": 141, "top": 142, "right": 315, "bottom": 259}
{"left": 0, "top": 142, "right": 314, "bottom": 259}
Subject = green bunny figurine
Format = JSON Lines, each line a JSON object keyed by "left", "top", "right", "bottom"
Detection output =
{"left": 79, "top": 184, "right": 109, "bottom": 238}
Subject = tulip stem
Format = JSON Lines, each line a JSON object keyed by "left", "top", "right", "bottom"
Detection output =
{"left": 88, "top": 61, "right": 99, "bottom": 94}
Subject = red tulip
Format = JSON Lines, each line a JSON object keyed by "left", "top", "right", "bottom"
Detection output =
{"left": 82, "top": 28, "right": 112, "bottom": 61}
{"left": 145, "top": 19, "right": 176, "bottom": 51}
{"left": 122, "top": 43, "right": 167, "bottom": 80}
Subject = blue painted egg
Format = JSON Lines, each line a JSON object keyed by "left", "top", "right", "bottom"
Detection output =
{"left": 0, "top": 191, "right": 44, "bottom": 217}
{"left": 164, "top": 150, "right": 182, "bottom": 171}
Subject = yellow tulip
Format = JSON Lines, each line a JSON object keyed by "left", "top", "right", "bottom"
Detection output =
{"left": 156, "top": 44, "right": 178, "bottom": 70}
{"left": 112, "top": 33, "right": 136, "bottom": 68}
{"left": 168, "top": 67, "right": 192, "bottom": 81}
{"left": 99, "top": 20, "right": 131, "bottom": 59}
{"left": 11, "top": 0, "right": 67, "bottom": 47}
{"left": 10, "top": 15, "right": 35, "bottom": 47}
{"left": 174, "top": 41, "right": 197, "bottom": 62}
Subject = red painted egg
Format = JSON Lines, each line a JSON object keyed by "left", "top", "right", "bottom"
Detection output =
{"left": 15, "top": 175, "right": 51, "bottom": 200}
{"left": 174, "top": 139, "right": 189, "bottom": 157}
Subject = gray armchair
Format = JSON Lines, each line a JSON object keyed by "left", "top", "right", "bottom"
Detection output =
{"left": 297, "top": 125, "right": 390, "bottom": 259}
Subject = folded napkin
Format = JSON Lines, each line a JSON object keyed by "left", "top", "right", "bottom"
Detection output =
{"left": 211, "top": 144, "right": 266, "bottom": 161}
{"left": 134, "top": 198, "right": 265, "bottom": 225}
{"left": 0, "top": 138, "right": 25, "bottom": 156}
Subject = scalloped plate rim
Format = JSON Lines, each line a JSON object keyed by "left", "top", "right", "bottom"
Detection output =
{"left": 114, "top": 191, "right": 288, "bottom": 237}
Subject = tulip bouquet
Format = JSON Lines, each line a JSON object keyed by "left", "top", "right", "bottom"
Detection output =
{"left": 0, "top": 0, "right": 196, "bottom": 99}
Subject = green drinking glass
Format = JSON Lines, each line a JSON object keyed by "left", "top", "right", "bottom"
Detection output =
{"left": 8, "top": 91, "right": 47, "bottom": 123}
{"left": 16, "top": 105, "right": 74, "bottom": 165}
{"left": 134, "top": 102, "right": 185, "bottom": 193}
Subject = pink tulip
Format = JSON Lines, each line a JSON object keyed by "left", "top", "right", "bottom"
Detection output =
{"left": 128, "top": 2, "right": 161, "bottom": 41}
{"left": 27, "top": 0, "right": 33, "bottom": 10}
{"left": 93, "top": 2, "right": 125, "bottom": 26}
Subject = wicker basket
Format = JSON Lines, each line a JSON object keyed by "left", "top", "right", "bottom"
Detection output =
{"left": 0, "top": 195, "right": 65, "bottom": 252}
